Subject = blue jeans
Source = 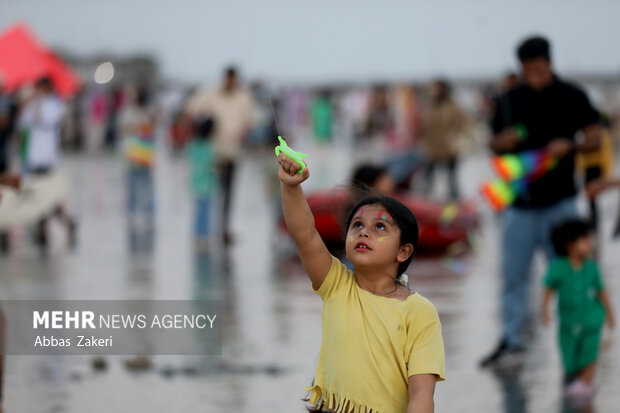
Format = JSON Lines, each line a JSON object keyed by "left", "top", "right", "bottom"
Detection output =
{"left": 385, "top": 149, "right": 422, "bottom": 185}
{"left": 127, "top": 166, "right": 155, "bottom": 225}
{"left": 501, "top": 197, "right": 578, "bottom": 348}
{"left": 194, "top": 197, "right": 211, "bottom": 238}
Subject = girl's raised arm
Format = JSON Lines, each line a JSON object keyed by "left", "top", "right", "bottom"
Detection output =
{"left": 278, "top": 153, "right": 332, "bottom": 291}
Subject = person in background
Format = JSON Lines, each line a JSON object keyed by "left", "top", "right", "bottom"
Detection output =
{"left": 120, "top": 87, "right": 156, "bottom": 252}
{"left": 501, "top": 72, "right": 520, "bottom": 93}
{"left": 586, "top": 175, "right": 620, "bottom": 199}
{"left": 356, "top": 85, "right": 395, "bottom": 167}
{"left": 385, "top": 85, "right": 423, "bottom": 192}
{"left": 0, "top": 89, "right": 17, "bottom": 174}
{"left": 0, "top": 87, "right": 18, "bottom": 252}
{"left": 542, "top": 219, "right": 614, "bottom": 398}
{"left": 103, "top": 87, "right": 124, "bottom": 150}
{"left": 480, "top": 36, "right": 601, "bottom": 368}
{"left": 311, "top": 88, "right": 334, "bottom": 144}
{"left": 62, "top": 89, "right": 86, "bottom": 151}
{"left": 170, "top": 109, "right": 195, "bottom": 152}
{"left": 576, "top": 117, "right": 615, "bottom": 230}
{"left": 186, "top": 66, "right": 254, "bottom": 245}
{"left": 419, "top": 79, "right": 468, "bottom": 201}
{"left": 351, "top": 164, "right": 395, "bottom": 195}
{"left": 586, "top": 175, "right": 620, "bottom": 238}
{"left": 364, "top": 86, "right": 392, "bottom": 137}
{"left": 486, "top": 72, "right": 520, "bottom": 121}
{"left": 186, "top": 117, "right": 217, "bottom": 250}
{"left": 87, "top": 87, "right": 108, "bottom": 151}
{"left": 247, "top": 81, "right": 276, "bottom": 149}
{"left": 0, "top": 173, "right": 21, "bottom": 412}
{"left": 19, "top": 77, "right": 76, "bottom": 251}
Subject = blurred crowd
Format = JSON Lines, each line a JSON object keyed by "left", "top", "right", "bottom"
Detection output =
{"left": 1, "top": 60, "right": 620, "bottom": 256}
{"left": 2, "top": 63, "right": 620, "bottom": 253}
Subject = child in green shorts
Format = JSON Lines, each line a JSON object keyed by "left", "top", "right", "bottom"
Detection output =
{"left": 542, "top": 219, "right": 615, "bottom": 398}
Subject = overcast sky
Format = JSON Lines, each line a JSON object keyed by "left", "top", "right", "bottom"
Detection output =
{"left": 2, "top": 0, "right": 620, "bottom": 84}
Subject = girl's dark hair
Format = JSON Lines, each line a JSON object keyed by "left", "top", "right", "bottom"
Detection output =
{"left": 345, "top": 196, "right": 418, "bottom": 277}
{"left": 351, "top": 164, "right": 388, "bottom": 190}
{"left": 551, "top": 218, "right": 592, "bottom": 256}
{"left": 195, "top": 116, "right": 215, "bottom": 140}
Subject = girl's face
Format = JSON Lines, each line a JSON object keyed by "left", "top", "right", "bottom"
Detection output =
{"left": 567, "top": 235, "right": 594, "bottom": 260}
{"left": 345, "top": 204, "right": 413, "bottom": 271}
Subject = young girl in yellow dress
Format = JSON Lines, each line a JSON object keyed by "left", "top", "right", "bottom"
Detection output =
{"left": 277, "top": 152, "right": 445, "bottom": 413}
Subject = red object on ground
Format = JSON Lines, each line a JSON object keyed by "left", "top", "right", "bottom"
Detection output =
{"left": 0, "top": 23, "right": 80, "bottom": 98}
{"left": 279, "top": 190, "right": 479, "bottom": 252}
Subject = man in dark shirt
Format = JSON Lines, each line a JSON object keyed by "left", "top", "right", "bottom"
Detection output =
{"left": 480, "top": 36, "right": 601, "bottom": 368}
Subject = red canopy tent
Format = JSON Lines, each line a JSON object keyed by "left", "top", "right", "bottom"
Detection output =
{"left": 0, "top": 23, "right": 81, "bottom": 99}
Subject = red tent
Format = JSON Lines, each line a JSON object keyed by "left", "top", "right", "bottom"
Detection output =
{"left": 0, "top": 23, "right": 81, "bottom": 98}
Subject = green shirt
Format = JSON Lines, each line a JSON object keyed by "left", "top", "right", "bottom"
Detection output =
{"left": 185, "top": 140, "right": 216, "bottom": 197}
{"left": 544, "top": 257, "right": 605, "bottom": 329}
{"left": 311, "top": 97, "right": 333, "bottom": 142}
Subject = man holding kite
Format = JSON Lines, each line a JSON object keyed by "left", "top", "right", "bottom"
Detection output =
{"left": 480, "top": 36, "right": 601, "bottom": 368}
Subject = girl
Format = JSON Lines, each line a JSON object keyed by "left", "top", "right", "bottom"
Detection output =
{"left": 542, "top": 219, "right": 615, "bottom": 398}
{"left": 186, "top": 116, "right": 217, "bottom": 248}
{"left": 278, "top": 153, "right": 445, "bottom": 412}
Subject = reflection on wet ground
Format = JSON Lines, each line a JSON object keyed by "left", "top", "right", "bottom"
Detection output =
{"left": 1, "top": 143, "right": 619, "bottom": 412}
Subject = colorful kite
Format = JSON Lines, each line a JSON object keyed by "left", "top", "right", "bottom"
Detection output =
{"left": 481, "top": 149, "right": 558, "bottom": 212}
{"left": 491, "top": 150, "right": 557, "bottom": 182}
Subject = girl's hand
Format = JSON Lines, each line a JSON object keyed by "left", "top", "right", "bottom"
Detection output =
{"left": 606, "top": 312, "right": 616, "bottom": 329}
{"left": 278, "top": 153, "right": 309, "bottom": 186}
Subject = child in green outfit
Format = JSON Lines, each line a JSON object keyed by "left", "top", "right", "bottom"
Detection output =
{"left": 185, "top": 117, "right": 217, "bottom": 247}
{"left": 542, "top": 219, "right": 615, "bottom": 398}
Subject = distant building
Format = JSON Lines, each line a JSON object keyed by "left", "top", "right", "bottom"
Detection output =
{"left": 57, "top": 50, "right": 159, "bottom": 87}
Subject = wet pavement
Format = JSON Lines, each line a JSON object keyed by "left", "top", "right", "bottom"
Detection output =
{"left": 1, "top": 138, "right": 619, "bottom": 413}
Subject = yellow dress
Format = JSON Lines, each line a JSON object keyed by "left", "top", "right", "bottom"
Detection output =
{"left": 306, "top": 256, "right": 445, "bottom": 412}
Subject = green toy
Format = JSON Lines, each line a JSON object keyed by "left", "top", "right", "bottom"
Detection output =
{"left": 275, "top": 136, "right": 307, "bottom": 174}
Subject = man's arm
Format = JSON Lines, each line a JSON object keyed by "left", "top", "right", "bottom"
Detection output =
{"left": 407, "top": 374, "right": 436, "bottom": 413}
{"left": 576, "top": 124, "right": 601, "bottom": 152}
{"left": 547, "top": 87, "right": 602, "bottom": 157}
{"left": 545, "top": 123, "right": 601, "bottom": 159}
{"left": 488, "top": 94, "right": 520, "bottom": 155}
{"left": 574, "top": 87, "right": 602, "bottom": 153}
{"left": 489, "top": 129, "right": 520, "bottom": 155}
